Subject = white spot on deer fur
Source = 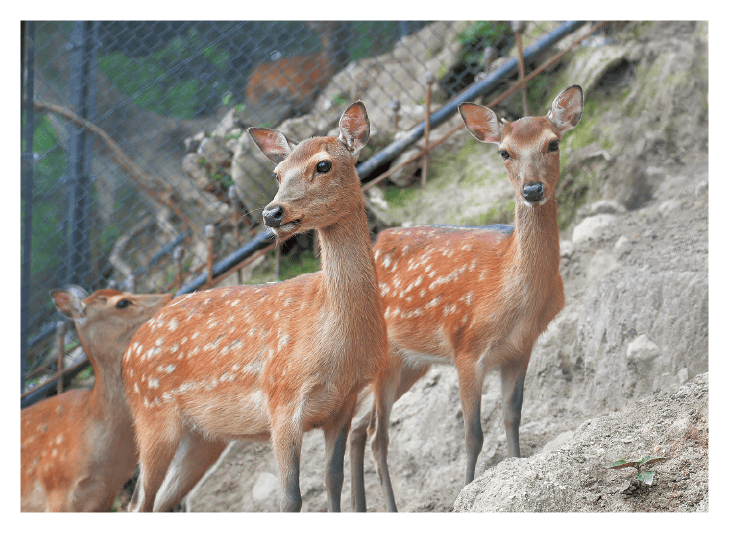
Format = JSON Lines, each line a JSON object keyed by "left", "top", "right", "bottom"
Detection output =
{"left": 192, "top": 331, "right": 201, "bottom": 340}
{"left": 148, "top": 377, "right": 159, "bottom": 389}
{"left": 167, "top": 319, "right": 180, "bottom": 331}
{"left": 380, "top": 283, "right": 390, "bottom": 297}
{"left": 170, "top": 343, "right": 180, "bottom": 354}
{"left": 135, "top": 344, "right": 143, "bottom": 356}
{"left": 420, "top": 289, "right": 426, "bottom": 298}
{"left": 56, "top": 435, "right": 63, "bottom": 444}
{"left": 425, "top": 296, "right": 442, "bottom": 309}
{"left": 401, "top": 307, "right": 424, "bottom": 319}
{"left": 169, "top": 293, "right": 192, "bottom": 307}
{"left": 161, "top": 392, "right": 173, "bottom": 402}
{"left": 461, "top": 314, "right": 470, "bottom": 325}
{"left": 204, "top": 298, "right": 212, "bottom": 305}
{"left": 382, "top": 253, "right": 392, "bottom": 269}
{"left": 161, "top": 364, "right": 176, "bottom": 374}
{"left": 374, "top": 250, "right": 380, "bottom": 261}
{"left": 134, "top": 383, "right": 140, "bottom": 394}
{"left": 278, "top": 333, "right": 291, "bottom": 350}
{"left": 232, "top": 363, "right": 241, "bottom": 371}
{"left": 244, "top": 359, "right": 263, "bottom": 374}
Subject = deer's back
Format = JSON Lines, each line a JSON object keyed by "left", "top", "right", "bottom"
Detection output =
{"left": 122, "top": 274, "right": 377, "bottom": 440}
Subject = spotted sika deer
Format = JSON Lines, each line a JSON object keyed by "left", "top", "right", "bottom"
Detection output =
{"left": 122, "top": 101, "right": 389, "bottom": 512}
{"left": 349, "top": 86, "right": 584, "bottom": 511}
{"left": 21, "top": 287, "right": 172, "bottom": 512}
{"left": 245, "top": 22, "right": 349, "bottom": 114}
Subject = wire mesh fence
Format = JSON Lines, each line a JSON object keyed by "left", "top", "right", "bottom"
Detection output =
{"left": 21, "top": 20, "right": 590, "bottom": 402}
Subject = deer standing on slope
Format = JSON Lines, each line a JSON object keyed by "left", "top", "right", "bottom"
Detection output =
{"left": 245, "top": 22, "right": 349, "bottom": 114}
{"left": 348, "top": 85, "right": 584, "bottom": 511}
{"left": 21, "top": 287, "right": 172, "bottom": 512}
{"left": 121, "top": 101, "right": 390, "bottom": 512}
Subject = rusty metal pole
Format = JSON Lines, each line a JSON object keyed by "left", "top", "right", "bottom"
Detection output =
{"left": 205, "top": 225, "right": 215, "bottom": 284}
{"left": 228, "top": 185, "right": 240, "bottom": 245}
{"left": 56, "top": 321, "right": 67, "bottom": 394}
{"left": 513, "top": 20, "right": 529, "bottom": 117}
{"left": 422, "top": 71, "right": 434, "bottom": 189}
{"left": 228, "top": 186, "right": 244, "bottom": 285}
{"left": 274, "top": 245, "right": 281, "bottom": 281}
{"left": 390, "top": 98, "right": 400, "bottom": 131}
{"left": 174, "top": 246, "right": 184, "bottom": 292}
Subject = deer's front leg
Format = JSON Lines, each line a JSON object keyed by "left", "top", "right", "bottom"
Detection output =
{"left": 271, "top": 417, "right": 303, "bottom": 512}
{"left": 322, "top": 394, "right": 357, "bottom": 512}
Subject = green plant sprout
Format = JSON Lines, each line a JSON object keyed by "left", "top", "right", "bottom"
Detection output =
{"left": 608, "top": 455, "right": 668, "bottom": 485}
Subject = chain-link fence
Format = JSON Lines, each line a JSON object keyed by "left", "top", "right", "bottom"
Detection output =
{"left": 21, "top": 20, "right": 594, "bottom": 404}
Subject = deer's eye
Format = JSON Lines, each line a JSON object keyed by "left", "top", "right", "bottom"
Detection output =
{"left": 272, "top": 172, "right": 279, "bottom": 182}
{"left": 116, "top": 299, "right": 131, "bottom": 309}
{"left": 316, "top": 161, "right": 332, "bottom": 174}
{"left": 499, "top": 150, "right": 511, "bottom": 160}
{"left": 548, "top": 140, "right": 559, "bottom": 152}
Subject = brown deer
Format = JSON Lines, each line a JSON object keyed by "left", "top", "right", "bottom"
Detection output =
{"left": 349, "top": 85, "right": 584, "bottom": 511}
{"left": 21, "top": 287, "right": 172, "bottom": 512}
{"left": 245, "top": 22, "right": 348, "bottom": 114}
{"left": 122, "top": 101, "right": 390, "bottom": 512}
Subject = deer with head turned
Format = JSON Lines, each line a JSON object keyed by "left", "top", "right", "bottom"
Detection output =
{"left": 348, "top": 85, "right": 584, "bottom": 511}
{"left": 21, "top": 287, "right": 172, "bottom": 512}
{"left": 122, "top": 101, "right": 390, "bottom": 513}
{"left": 246, "top": 21, "right": 348, "bottom": 114}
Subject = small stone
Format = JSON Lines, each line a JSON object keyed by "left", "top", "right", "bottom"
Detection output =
{"left": 627, "top": 334, "right": 661, "bottom": 362}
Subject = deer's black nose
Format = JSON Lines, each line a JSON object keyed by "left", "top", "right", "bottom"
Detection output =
{"left": 522, "top": 182, "right": 545, "bottom": 202}
{"left": 263, "top": 205, "right": 285, "bottom": 228}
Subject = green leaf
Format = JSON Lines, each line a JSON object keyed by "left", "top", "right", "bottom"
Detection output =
{"left": 639, "top": 455, "right": 668, "bottom": 467}
{"left": 609, "top": 459, "right": 639, "bottom": 469}
{"left": 636, "top": 470, "right": 655, "bottom": 485}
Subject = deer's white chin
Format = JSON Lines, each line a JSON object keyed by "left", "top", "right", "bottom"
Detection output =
{"left": 521, "top": 197, "right": 549, "bottom": 208}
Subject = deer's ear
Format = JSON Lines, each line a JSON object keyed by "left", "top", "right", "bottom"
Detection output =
{"left": 248, "top": 128, "right": 299, "bottom": 164}
{"left": 459, "top": 103, "right": 502, "bottom": 144}
{"left": 50, "top": 286, "right": 88, "bottom": 320}
{"left": 338, "top": 101, "right": 370, "bottom": 155}
{"left": 548, "top": 85, "right": 583, "bottom": 132}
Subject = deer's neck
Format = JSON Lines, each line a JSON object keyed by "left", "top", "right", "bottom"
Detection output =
{"left": 316, "top": 205, "right": 384, "bottom": 357}
{"left": 78, "top": 333, "right": 133, "bottom": 428}
{"left": 507, "top": 197, "right": 561, "bottom": 282}
{"left": 318, "top": 206, "right": 380, "bottom": 312}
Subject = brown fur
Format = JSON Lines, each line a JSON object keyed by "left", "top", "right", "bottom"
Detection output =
{"left": 122, "top": 102, "right": 389, "bottom": 512}
{"left": 245, "top": 22, "right": 346, "bottom": 112}
{"left": 349, "top": 86, "right": 583, "bottom": 511}
{"left": 20, "top": 288, "right": 172, "bottom": 512}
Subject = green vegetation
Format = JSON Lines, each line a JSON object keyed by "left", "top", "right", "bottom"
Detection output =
{"left": 98, "top": 28, "right": 233, "bottom": 119}
{"left": 384, "top": 186, "right": 417, "bottom": 208}
{"left": 457, "top": 22, "right": 513, "bottom": 67}
{"left": 244, "top": 248, "right": 321, "bottom": 286}
{"left": 349, "top": 22, "right": 402, "bottom": 61}
{"left": 609, "top": 455, "right": 668, "bottom": 486}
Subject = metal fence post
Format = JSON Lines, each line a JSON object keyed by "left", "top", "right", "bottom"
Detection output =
{"left": 65, "top": 21, "right": 98, "bottom": 288}
{"left": 21, "top": 20, "right": 36, "bottom": 394}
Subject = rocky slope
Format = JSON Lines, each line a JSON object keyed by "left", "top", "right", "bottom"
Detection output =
{"left": 183, "top": 20, "right": 708, "bottom": 512}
